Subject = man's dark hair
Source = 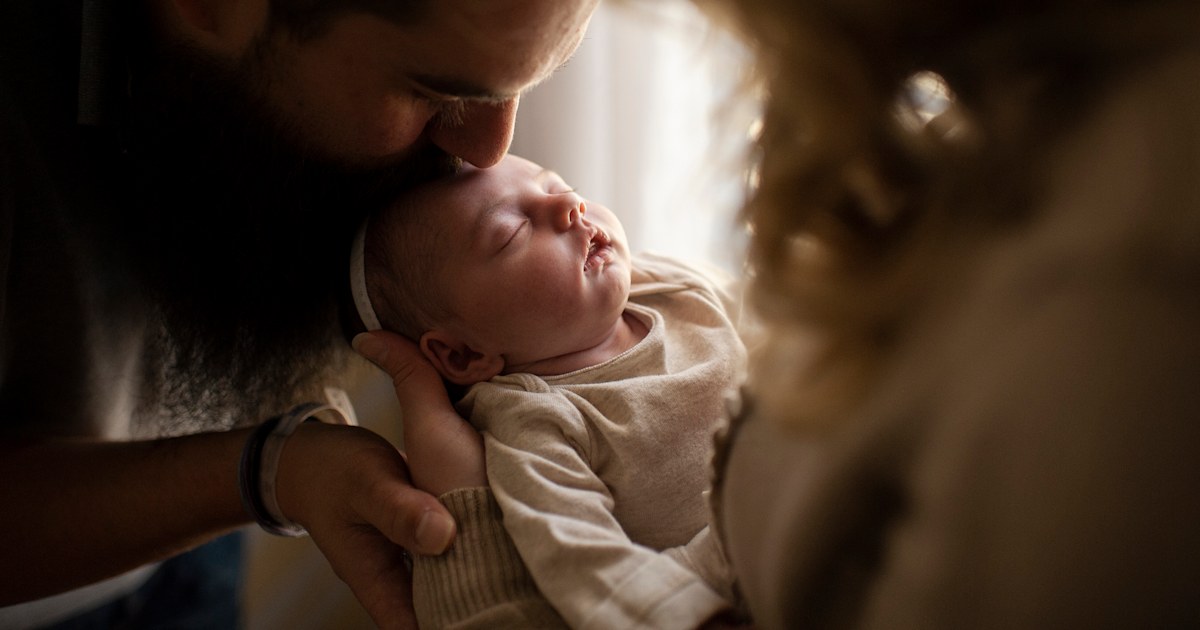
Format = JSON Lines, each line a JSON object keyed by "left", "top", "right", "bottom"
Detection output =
{"left": 268, "top": 0, "right": 429, "bottom": 40}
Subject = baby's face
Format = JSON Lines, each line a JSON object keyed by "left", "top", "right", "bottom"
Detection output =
{"left": 417, "top": 154, "right": 632, "bottom": 366}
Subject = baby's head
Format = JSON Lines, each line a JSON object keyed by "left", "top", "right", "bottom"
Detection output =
{"left": 354, "top": 154, "right": 632, "bottom": 384}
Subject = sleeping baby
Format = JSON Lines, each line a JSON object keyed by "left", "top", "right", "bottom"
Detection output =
{"left": 350, "top": 154, "right": 751, "bottom": 629}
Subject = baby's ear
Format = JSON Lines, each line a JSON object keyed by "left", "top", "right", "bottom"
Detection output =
{"left": 419, "top": 331, "right": 504, "bottom": 386}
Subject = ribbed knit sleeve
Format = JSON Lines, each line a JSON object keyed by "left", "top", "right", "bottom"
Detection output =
{"left": 412, "top": 487, "right": 566, "bottom": 629}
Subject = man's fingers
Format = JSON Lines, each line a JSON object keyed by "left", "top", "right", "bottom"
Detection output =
{"left": 357, "top": 473, "right": 457, "bottom": 556}
{"left": 353, "top": 331, "right": 424, "bottom": 382}
{"left": 352, "top": 331, "right": 447, "bottom": 408}
{"left": 413, "top": 507, "right": 457, "bottom": 555}
{"left": 317, "top": 526, "right": 420, "bottom": 630}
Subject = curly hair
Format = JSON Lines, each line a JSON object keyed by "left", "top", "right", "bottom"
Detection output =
{"left": 694, "top": 0, "right": 1200, "bottom": 430}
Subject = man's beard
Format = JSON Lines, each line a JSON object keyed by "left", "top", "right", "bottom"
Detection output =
{"left": 115, "top": 20, "right": 456, "bottom": 432}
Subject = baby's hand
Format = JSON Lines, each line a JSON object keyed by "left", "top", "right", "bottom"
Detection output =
{"left": 354, "top": 332, "right": 487, "bottom": 495}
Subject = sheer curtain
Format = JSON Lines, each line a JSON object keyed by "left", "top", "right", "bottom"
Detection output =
{"left": 510, "top": 0, "right": 754, "bottom": 273}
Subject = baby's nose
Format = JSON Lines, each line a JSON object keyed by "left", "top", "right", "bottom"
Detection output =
{"left": 557, "top": 200, "right": 586, "bottom": 231}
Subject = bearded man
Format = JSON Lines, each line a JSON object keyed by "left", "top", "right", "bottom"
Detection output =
{"left": 0, "top": 0, "right": 598, "bottom": 627}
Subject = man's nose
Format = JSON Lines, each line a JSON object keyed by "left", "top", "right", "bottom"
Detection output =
{"left": 427, "top": 97, "right": 519, "bottom": 168}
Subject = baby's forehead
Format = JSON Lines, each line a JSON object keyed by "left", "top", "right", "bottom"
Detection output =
{"left": 466, "top": 154, "right": 550, "bottom": 185}
{"left": 443, "top": 156, "right": 546, "bottom": 199}
{"left": 404, "top": 155, "right": 554, "bottom": 228}
{"left": 497, "top": 154, "right": 542, "bottom": 174}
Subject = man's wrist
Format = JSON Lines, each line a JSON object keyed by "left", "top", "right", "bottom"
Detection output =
{"left": 237, "top": 403, "right": 350, "bottom": 537}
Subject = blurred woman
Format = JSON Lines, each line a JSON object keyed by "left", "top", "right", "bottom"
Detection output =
{"left": 699, "top": 0, "right": 1200, "bottom": 626}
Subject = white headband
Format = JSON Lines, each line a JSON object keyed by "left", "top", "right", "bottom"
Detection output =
{"left": 349, "top": 220, "right": 382, "bottom": 331}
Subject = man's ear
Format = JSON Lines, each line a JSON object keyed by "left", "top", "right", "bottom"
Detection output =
{"left": 168, "top": 0, "right": 267, "bottom": 54}
{"left": 419, "top": 331, "right": 505, "bottom": 386}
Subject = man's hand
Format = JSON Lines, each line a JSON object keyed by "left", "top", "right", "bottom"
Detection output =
{"left": 270, "top": 332, "right": 487, "bottom": 628}
{"left": 273, "top": 422, "right": 453, "bottom": 630}
{"left": 352, "top": 331, "right": 487, "bottom": 495}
